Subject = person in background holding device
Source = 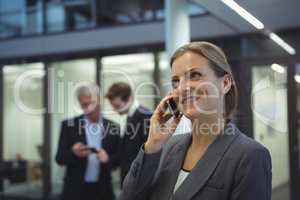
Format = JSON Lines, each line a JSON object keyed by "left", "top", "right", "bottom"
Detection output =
{"left": 106, "top": 82, "right": 152, "bottom": 186}
{"left": 120, "top": 42, "right": 272, "bottom": 200}
{"left": 55, "top": 84, "right": 120, "bottom": 200}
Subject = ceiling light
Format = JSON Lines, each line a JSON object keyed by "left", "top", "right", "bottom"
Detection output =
{"left": 271, "top": 63, "right": 285, "bottom": 74}
{"left": 220, "top": 0, "right": 264, "bottom": 29}
{"left": 294, "top": 75, "right": 300, "bottom": 83}
{"left": 269, "top": 32, "right": 296, "bottom": 55}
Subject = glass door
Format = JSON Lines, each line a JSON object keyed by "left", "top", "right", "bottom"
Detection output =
{"left": 1, "top": 63, "right": 44, "bottom": 199}
{"left": 252, "top": 61, "right": 300, "bottom": 200}
{"left": 252, "top": 63, "right": 290, "bottom": 200}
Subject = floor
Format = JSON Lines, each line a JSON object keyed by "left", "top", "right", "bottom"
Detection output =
{"left": 272, "top": 184, "right": 290, "bottom": 200}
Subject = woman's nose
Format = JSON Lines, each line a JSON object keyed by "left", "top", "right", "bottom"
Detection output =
{"left": 177, "top": 78, "right": 192, "bottom": 93}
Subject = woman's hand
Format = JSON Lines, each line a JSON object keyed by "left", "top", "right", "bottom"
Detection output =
{"left": 144, "top": 95, "right": 183, "bottom": 154}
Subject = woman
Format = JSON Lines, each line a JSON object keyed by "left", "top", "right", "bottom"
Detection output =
{"left": 120, "top": 42, "right": 272, "bottom": 200}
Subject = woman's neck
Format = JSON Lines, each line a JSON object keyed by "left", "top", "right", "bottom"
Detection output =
{"left": 190, "top": 116, "right": 225, "bottom": 150}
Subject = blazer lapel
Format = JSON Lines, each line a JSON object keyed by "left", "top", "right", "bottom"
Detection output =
{"left": 101, "top": 118, "right": 110, "bottom": 145}
{"left": 173, "top": 123, "right": 240, "bottom": 200}
{"left": 152, "top": 134, "right": 192, "bottom": 200}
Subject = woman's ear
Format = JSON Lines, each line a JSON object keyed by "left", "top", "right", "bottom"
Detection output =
{"left": 222, "top": 74, "right": 232, "bottom": 94}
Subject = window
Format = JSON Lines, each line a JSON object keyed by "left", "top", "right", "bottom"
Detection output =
{"left": 2, "top": 63, "right": 44, "bottom": 198}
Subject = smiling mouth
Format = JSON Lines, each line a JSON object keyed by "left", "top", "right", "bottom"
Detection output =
{"left": 181, "top": 96, "right": 201, "bottom": 104}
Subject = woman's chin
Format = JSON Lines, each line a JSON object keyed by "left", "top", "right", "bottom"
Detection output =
{"left": 182, "top": 109, "right": 200, "bottom": 121}
{"left": 181, "top": 107, "right": 216, "bottom": 121}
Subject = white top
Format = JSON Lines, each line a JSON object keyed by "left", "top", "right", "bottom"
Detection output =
{"left": 120, "top": 100, "right": 139, "bottom": 138}
{"left": 84, "top": 117, "right": 102, "bottom": 182}
{"left": 128, "top": 100, "right": 139, "bottom": 117}
{"left": 173, "top": 169, "right": 190, "bottom": 194}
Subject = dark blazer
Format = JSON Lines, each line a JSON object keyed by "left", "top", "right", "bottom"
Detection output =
{"left": 120, "top": 122, "right": 272, "bottom": 200}
{"left": 55, "top": 115, "right": 120, "bottom": 200}
{"left": 119, "top": 105, "right": 152, "bottom": 184}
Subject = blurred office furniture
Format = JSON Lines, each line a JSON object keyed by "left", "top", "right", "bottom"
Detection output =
{"left": 0, "top": 160, "right": 27, "bottom": 190}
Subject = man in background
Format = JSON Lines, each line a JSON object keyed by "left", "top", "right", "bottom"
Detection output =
{"left": 106, "top": 82, "right": 152, "bottom": 185}
{"left": 56, "top": 84, "right": 119, "bottom": 200}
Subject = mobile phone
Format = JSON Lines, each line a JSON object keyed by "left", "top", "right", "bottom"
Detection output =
{"left": 166, "top": 98, "right": 180, "bottom": 118}
{"left": 88, "top": 147, "right": 98, "bottom": 154}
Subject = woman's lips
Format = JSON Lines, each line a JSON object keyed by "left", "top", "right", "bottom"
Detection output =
{"left": 181, "top": 96, "right": 200, "bottom": 104}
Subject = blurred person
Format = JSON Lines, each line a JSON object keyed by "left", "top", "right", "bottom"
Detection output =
{"left": 120, "top": 42, "right": 272, "bottom": 200}
{"left": 55, "top": 84, "right": 120, "bottom": 200}
{"left": 106, "top": 82, "right": 152, "bottom": 185}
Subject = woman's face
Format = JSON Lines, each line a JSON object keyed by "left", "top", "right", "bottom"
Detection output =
{"left": 171, "top": 51, "right": 230, "bottom": 121}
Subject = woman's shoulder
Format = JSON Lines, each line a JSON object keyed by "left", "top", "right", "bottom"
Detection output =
{"left": 230, "top": 126, "right": 271, "bottom": 160}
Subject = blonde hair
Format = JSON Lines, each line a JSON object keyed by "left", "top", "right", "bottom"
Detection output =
{"left": 170, "top": 41, "right": 238, "bottom": 120}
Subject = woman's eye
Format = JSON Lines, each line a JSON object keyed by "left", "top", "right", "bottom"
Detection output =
{"left": 189, "top": 72, "right": 202, "bottom": 80}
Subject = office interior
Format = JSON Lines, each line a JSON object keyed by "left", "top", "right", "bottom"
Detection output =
{"left": 0, "top": 0, "right": 299, "bottom": 200}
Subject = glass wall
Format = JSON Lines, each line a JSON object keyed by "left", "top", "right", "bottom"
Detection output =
{"left": 46, "top": 0, "right": 94, "bottom": 33}
{"left": 1, "top": 63, "right": 44, "bottom": 198}
{"left": 252, "top": 64, "right": 290, "bottom": 192}
{"left": 0, "top": 0, "right": 206, "bottom": 39}
{"left": 49, "top": 59, "right": 96, "bottom": 197}
{"left": 0, "top": 0, "right": 43, "bottom": 39}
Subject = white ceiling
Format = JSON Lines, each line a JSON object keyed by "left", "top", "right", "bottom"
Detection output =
{"left": 191, "top": 0, "right": 300, "bottom": 34}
